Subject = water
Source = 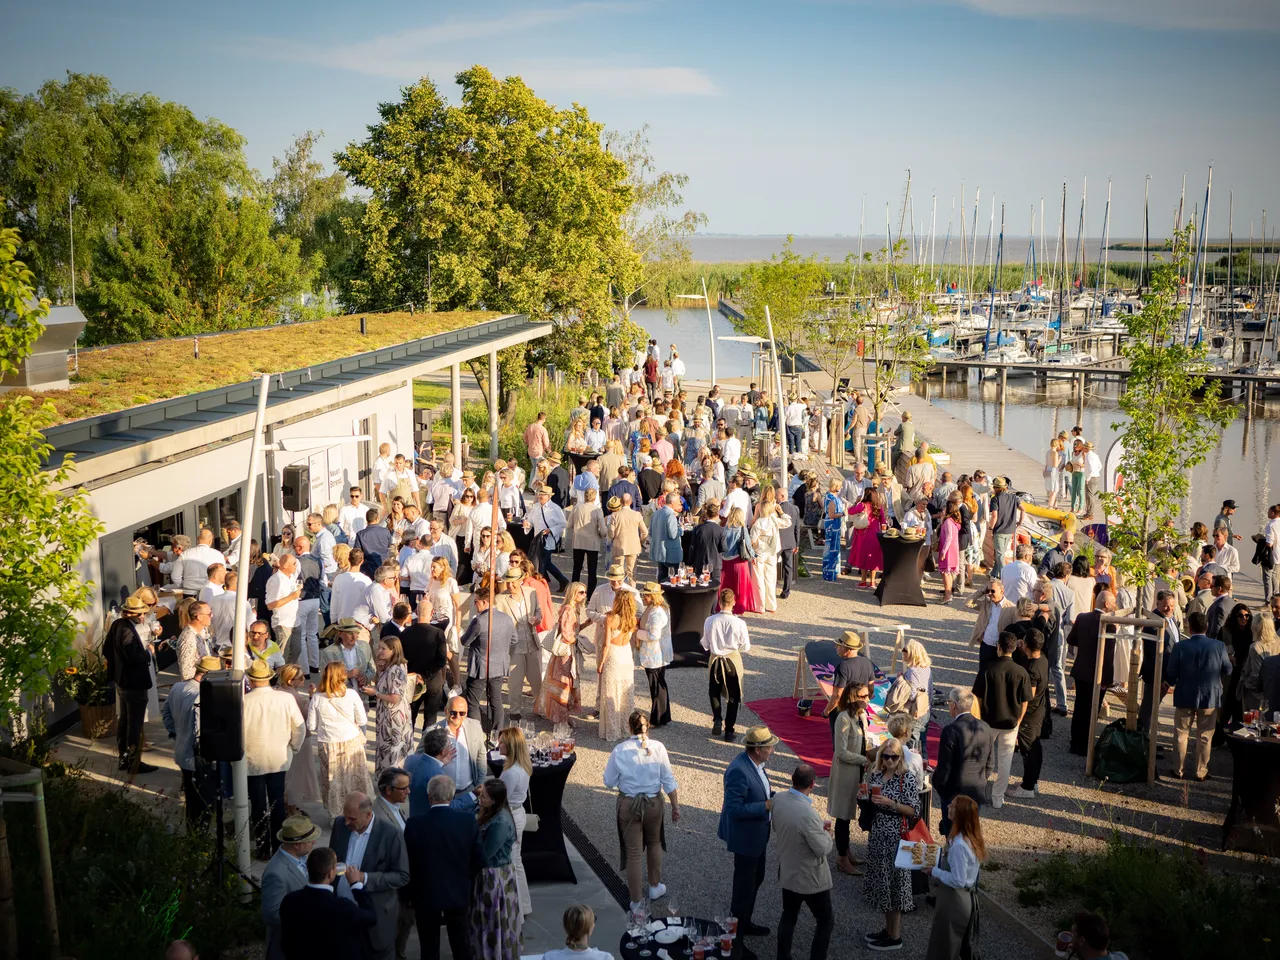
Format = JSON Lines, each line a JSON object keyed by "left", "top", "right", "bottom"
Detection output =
{"left": 924, "top": 375, "right": 1280, "bottom": 544}
{"left": 629, "top": 307, "right": 759, "bottom": 382}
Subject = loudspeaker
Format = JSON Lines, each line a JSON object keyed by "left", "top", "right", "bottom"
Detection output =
{"left": 281, "top": 464, "right": 309, "bottom": 513}
{"left": 199, "top": 670, "right": 244, "bottom": 762}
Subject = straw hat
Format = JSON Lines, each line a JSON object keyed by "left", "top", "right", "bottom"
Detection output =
{"left": 536, "top": 483, "right": 555, "bottom": 496}
{"left": 501, "top": 567, "right": 526, "bottom": 583}
{"left": 545, "top": 451, "right": 563, "bottom": 464}
{"left": 121, "top": 596, "right": 150, "bottom": 614}
{"left": 836, "top": 630, "right": 864, "bottom": 650}
{"left": 246, "top": 660, "right": 274, "bottom": 681}
{"left": 992, "top": 476, "right": 1008, "bottom": 489}
{"left": 461, "top": 469, "right": 476, "bottom": 480}
{"left": 640, "top": 581, "right": 663, "bottom": 596}
{"left": 605, "top": 561, "right": 626, "bottom": 580}
{"left": 277, "top": 814, "right": 321, "bottom": 845}
{"left": 321, "top": 617, "right": 363, "bottom": 640}
{"left": 742, "top": 726, "right": 780, "bottom": 748}
{"left": 197, "top": 655, "right": 222, "bottom": 673}
{"left": 607, "top": 495, "right": 622, "bottom": 511}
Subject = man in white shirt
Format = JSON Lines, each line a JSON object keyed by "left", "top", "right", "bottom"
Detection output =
{"left": 331, "top": 549, "right": 373, "bottom": 622}
{"left": 669, "top": 351, "right": 686, "bottom": 392}
{"left": 198, "top": 563, "right": 227, "bottom": 604}
{"left": 497, "top": 470, "right": 526, "bottom": 522}
{"left": 403, "top": 540, "right": 436, "bottom": 606}
{"left": 176, "top": 528, "right": 226, "bottom": 596}
{"left": 210, "top": 570, "right": 254, "bottom": 647}
{"left": 719, "top": 474, "right": 752, "bottom": 521}
{"left": 1000, "top": 543, "right": 1039, "bottom": 602}
{"left": 1082, "top": 441, "right": 1103, "bottom": 519}
{"left": 222, "top": 520, "right": 243, "bottom": 568}
{"left": 528, "top": 484, "right": 569, "bottom": 591}
{"left": 372, "top": 443, "right": 393, "bottom": 508}
{"left": 242, "top": 659, "right": 305, "bottom": 858}
{"left": 403, "top": 504, "right": 430, "bottom": 544}
{"left": 352, "top": 566, "right": 398, "bottom": 635}
{"left": 588, "top": 563, "right": 640, "bottom": 625}
{"left": 720, "top": 428, "right": 742, "bottom": 478}
{"left": 265, "top": 554, "right": 303, "bottom": 667}
{"left": 1212, "top": 526, "right": 1240, "bottom": 576}
{"left": 1263, "top": 504, "right": 1280, "bottom": 601}
{"left": 339, "top": 487, "right": 369, "bottom": 541}
{"left": 701, "top": 588, "right": 752, "bottom": 741}
{"left": 381, "top": 453, "right": 422, "bottom": 513}
{"left": 306, "top": 513, "right": 338, "bottom": 582}
{"left": 784, "top": 396, "right": 808, "bottom": 457}
{"left": 422, "top": 519, "right": 458, "bottom": 574}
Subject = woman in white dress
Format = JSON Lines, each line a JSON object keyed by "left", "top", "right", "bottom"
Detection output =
{"left": 636, "top": 582, "right": 673, "bottom": 727}
{"left": 307, "top": 660, "right": 373, "bottom": 816}
{"left": 596, "top": 590, "right": 638, "bottom": 742}
{"left": 1044, "top": 436, "right": 1064, "bottom": 510}
{"left": 422, "top": 555, "right": 463, "bottom": 687}
{"left": 497, "top": 726, "right": 534, "bottom": 918}
{"left": 750, "top": 488, "right": 793, "bottom": 614}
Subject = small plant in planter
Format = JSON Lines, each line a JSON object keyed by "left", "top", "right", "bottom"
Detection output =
{"left": 55, "top": 646, "right": 116, "bottom": 738}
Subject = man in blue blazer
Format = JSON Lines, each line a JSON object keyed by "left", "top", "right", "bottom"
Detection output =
{"left": 404, "top": 774, "right": 482, "bottom": 960}
{"left": 718, "top": 725, "right": 779, "bottom": 960}
{"left": 404, "top": 727, "right": 479, "bottom": 817}
{"left": 1166, "top": 609, "right": 1233, "bottom": 782}
{"left": 649, "top": 494, "right": 684, "bottom": 581}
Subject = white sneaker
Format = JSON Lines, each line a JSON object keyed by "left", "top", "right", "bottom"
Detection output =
{"left": 990, "top": 796, "right": 1005, "bottom": 809}
{"left": 1008, "top": 786, "right": 1037, "bottom": 799}
{"left": 649, "top": 883, "right": 668, "bottom": 900}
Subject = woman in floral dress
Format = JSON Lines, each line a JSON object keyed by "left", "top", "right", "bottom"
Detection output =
{"left": 470, "top": 778, "right": 522, "bottom": 958}
{"left": 822, "top": 478, "right": 845, "bottom": 581}
{"left": 863, "top": 737, "right": 921, "bottom": 951}
{"left": 537, "top": 582, "right": 589, "bottom": 723}
{"left": 362, "top": 637, "right": 412, "bottom": 773}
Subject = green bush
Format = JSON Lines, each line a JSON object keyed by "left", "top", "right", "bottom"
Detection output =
{"left": 437, "top": 382, "right": 582, "bottom": 474}
{"left": 1015, "top": 832, "right": 1280, "bottom": 958}
{"left": 7, "top": 771, "right": 257, "bottom": 960}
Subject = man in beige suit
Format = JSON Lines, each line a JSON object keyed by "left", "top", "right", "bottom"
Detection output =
{"left": 968, "top": 579, "right": 1018, "bottom": 680}
{"left": 494, "top": 566, "right": 544, "bottom": 719}
{"left": 608, "top": 494, "right": 649, "bottom": 583}
{"left": 772, "top": 764, "right": 834, "bottom": 960}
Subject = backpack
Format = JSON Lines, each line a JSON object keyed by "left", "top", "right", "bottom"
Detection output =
{"left": 885, "top": 675, "right": 929, "bottom": 720}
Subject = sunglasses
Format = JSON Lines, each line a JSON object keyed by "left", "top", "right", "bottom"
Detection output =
{"left": 882, "top": 753, "right": 902, "bottom": 760}
{"left": 448, "top": 710, "right": 467, "bottom": 717}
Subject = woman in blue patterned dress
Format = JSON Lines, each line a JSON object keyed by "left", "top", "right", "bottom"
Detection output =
{"left": 822, "top": 478, "right": 845, "bottom": 580}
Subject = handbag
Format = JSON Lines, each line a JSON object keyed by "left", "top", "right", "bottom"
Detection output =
{"left": 550, "top": 620, "right": 574, "bottom": 658}
{"left": 900, "top": 814, "right": 933, "bottom": 844}
{"left": 523, "top": 781, "right": 540, "bottom": 832}
{"left": 850, "top": 509, "right": 870, "bottom": 530}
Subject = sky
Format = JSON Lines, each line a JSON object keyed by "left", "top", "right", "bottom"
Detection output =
{"left": 6, "top": 0, "right": 1280, "bottom": 238}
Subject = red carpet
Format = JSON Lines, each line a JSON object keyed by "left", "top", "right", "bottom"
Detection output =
{"left": 745, "top": 697, "right": 940, "bottom": 778}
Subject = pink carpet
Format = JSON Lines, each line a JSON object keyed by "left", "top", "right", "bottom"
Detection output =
{"left": 745, "top": 697, "right": 940, "bottom": 779}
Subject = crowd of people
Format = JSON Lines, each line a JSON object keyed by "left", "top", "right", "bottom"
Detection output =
{"left": 118, "top": 361, "right": 1244, "bottom": 960}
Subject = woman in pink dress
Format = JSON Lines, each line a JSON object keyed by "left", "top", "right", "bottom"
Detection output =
{"left": 937, "top": 503, "right": 962, "bottom": 602}
{"left": 848, "top": 489, "right": 887, "bottom": 589}
{"left": 720, "top": 506, "right": 762, "bottom": 614}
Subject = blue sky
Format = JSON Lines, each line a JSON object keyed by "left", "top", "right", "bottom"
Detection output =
{"left": 6, "top": 0, "right": 1279, "bottom": 237}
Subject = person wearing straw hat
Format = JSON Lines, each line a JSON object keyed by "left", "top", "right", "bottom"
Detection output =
{"left": 495, "top": 566, "right": 544, "bottom": 720}
{"left": 262, "top": 814, "right": 322, "bottom": 960}
{"left": 607, "top": 495, "right": 648, "bottom": 584}
{"left": 529, "top": 482, "right": 570, "bottom": 591}
{"left": 823, "top": 630, "right": 877, "bottom": 737}
{"left": 244, "top": 658, "right": 306, "bottom": 859}
{"left": 104, "top": 594, "right": 159, "bottom": 774}
{"left": 718, "top": 724, "right": 779, "bottom": 958}
{"left": 162, "top": 654, "right": 222, "bottom": 829}
{"left": 637, "top": 582, "right": 674, "bottom": 726}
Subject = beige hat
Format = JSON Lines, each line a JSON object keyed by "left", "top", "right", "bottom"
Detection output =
{"left": 197, "top": 655, "right": 222, "bottom": 673}
{"left": 536, "top": 483, "right": 555, "bottom": 496}
{"left": 277, "top": 814, "right": 321, "bottom": 844}
{"left": 246, "top": 659, "right": 274, "bottom": 681}
{"left": 501, "top": 567, "right": 526, "bottom": 583}
{"left": 742, "top": 725, "right": 780, "bottom": 748}
{"left": 121, "top": 596, "right": 150, "bottom": 614}
{"left": 545, "top": 451, "right": 563, "bottom": 464}
{"left": 607, "top": 495, "right": 622, "bottom": 510}
{"left": 640, "top": 581, "right": 663, "bottom": 596}
{"left": 605, "top": 561, "right": 626, "bottom": 580}
{"left": 992, "top": 476, "right": 1008, "bottom": 489}
{"left": 836, "top": 630, "right": 864, "bottom": 650}
{"left": 321, "top": 617, "right": 363, "bottom": 639}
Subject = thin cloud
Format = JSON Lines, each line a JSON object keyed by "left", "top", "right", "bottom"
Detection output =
{"left": 814, "top": 0, "right": 1280, "bottom": 31}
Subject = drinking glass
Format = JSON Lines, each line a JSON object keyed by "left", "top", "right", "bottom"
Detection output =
{"left": 667, "top": 893, "right": 681, "bottom": 921}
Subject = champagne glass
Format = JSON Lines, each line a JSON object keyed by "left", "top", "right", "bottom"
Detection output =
{"left": 667, "top": 892, "right": 680, "bottom": 921}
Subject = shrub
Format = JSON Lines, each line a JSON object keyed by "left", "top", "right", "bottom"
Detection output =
{"left": 1015, "top": 832, "right": 1280, "bottom": 958}
{"left": 7, "top": 772, "right": 258, "bottom": 959}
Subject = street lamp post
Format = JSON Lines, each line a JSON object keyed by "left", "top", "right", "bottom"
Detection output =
{"left": 764, "top": 305, "right": 788, "bottom": 488}
{"left": 675, "top": 276, "right": 717, "bottom": 388}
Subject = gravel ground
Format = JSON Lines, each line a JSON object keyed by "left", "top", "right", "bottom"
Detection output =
{"left": 525, "top": 504, "right": 1260, "bottom": 959}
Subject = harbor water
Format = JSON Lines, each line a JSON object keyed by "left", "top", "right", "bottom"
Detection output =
{"left": 630, "top": 307, "right": 760, "bottom": 382}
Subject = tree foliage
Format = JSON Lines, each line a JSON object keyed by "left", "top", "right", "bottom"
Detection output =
{"left": 1099, "top": 228, "right": 1236, "bottom": 608}
{"left": 736, "top": 237, "right": 828, "bottom": 379}
{"left": 336, "top": 67, "right": 642, "bottom": 399}
{"left": 0, "top": 73, "right": 311, "bottom": 343}
{"left": 0, "top": 227, "right": 102, "bottom": 716}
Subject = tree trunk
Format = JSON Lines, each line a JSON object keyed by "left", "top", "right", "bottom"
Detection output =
{"left": 0, "top": 807, "right": 16, "bottom": 960}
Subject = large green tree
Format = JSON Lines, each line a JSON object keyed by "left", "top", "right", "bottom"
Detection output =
{"left": 336, "top": 66, "right": 641, "bottom": 399}
{"left": 735, "top": 237, "right": 828, "bottom": 384}
{"left": 0, "top": 225, "right": 102, "bottom": 722}
{"left": 0, "top": 73, "right": 310, "bottom": 343}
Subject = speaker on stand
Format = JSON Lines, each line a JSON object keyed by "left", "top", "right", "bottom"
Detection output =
{"left": 200, "top": 669, "right": 244, "bottom": 884}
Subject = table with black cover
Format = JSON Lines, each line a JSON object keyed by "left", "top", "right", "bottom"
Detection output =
{"left": 487, "top": 751, "right": 577, "bottom": 883}
{"left": 873, "top": 533, "right": 928, "bottom": 607}
{"left": 1223, "top": 732, "right": 1280, "bottom": 856}
{"left": 661, "top": 580, "right": 719, "bottom": 667}
{"left": 620, "top": 916, "right": 722, "bottom": 959}
{"left": 566, "top": 450, "right": 602, "bottom": 477}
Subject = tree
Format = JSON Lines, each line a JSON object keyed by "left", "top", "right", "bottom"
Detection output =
{"left": 1099, "top": 227, "right": 1236, "bottom": 616}
{"left": 735, "top": 237, "right": 827, "bottom": 386}
{"left": 1, "top": 73, "right": 312, "bottom": 343}
{"left": 0, "top": 225, "right": 102, "bottom": 720}
{"left": 853, "top": 241, "right": 935, "bottom": 446}
{"left": 336, "top": 67, "right": 640, "bottom": 406}
{"left": 266, "top": 130, "right": 362, "bottom": 294}
{"left": 807, "top": 298, "right": 862, "bottom": 398}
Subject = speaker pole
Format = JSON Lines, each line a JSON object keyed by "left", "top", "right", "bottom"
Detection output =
{"left": 229, "top": 373, "right": 272, "bottom": 889}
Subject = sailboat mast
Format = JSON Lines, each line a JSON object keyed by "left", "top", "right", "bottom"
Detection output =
{"left": 929, "top": 194, "right": 938, "bottom": 284}
{"left": 983, "top": 205, "right": 1006, "bottom": 359}
{"left": 1185, "top": 165, "right": 1212, "bottom": 345}
{"left": 1058, "top": 182, "right": 1068, "bottom": 331}
{"left": 1141, "top": 175, "right": 1150, "bottom": 291}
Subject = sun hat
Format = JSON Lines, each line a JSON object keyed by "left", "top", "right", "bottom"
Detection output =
{"left": 246, "top": 659, "right": 274, "bottom": 681}
{"left": 607, "top": 495, "right": 622, "bottom": 510}
{"left": 640, "top": 581, "right": 663, "bottom": 596}
{"left": 742, "top": 726, "right": 780, "bottom": 748}
{"left": 501, "top": 568, "right": 526, "bottom": 582}
{"left": 836, "top": 630, "right": 864, "bottom": 650}
{"left": 545, "top": 451, "right": 563, "bottom": 464}
{"left": 605, "top": 561, "right": 626, "bottom": 580}
{"left": 197, "top": 655, "right": 222, "bottom": 673}
{"left": 277, "top": 814, "right": 321, "bottom": 844}
{"left": 121, "top": 596, "right": 150, "bottom": 614}
{"left": 537, "top": 483, "right": 555, "bottom": 495}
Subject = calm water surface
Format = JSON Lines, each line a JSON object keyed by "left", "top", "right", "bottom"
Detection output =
{"left": 630, "top": 307, "right": 759, "bottom": 382}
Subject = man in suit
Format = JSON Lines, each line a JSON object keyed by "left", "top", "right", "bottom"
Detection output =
{"left": 968, "top": 580, "right": 1018, "bottom": 680}
{"left": 161, "top": 654, "right": 219, "bottom": 829}
{"left": 459, "top": 585, "right": 515, "bottom": 733}
{"left": 420, "top": 696, "right": 486, "bottom": 793}
{"left": 1139, "top": 590, "right": 1182, "bottom": 733}
{"left": 933, "top": 687, "right": 994, "bottom": 835}
{"left": 772, "top": 764, "right": 834, "bottom": 960}
{"left": 494, "top": 567, "right": 544, "bottom": 721}
{"left": 319, "top": 619, "right": 376, "bottom": 687}
{"left": 328, "top": 792, "right": 410, "bottom": 960}
{"left": 689, "top": 502, "right": 728, "bottom": 579}
{"left": 405, "top": 775, "right": 483, "bottom": 960}
{"left": 775, "top": 484, "right": 802, "bottom": 598}
{"left": 1067, "top": 590, "right": 1118, "bottom": 756}
{"left": 243, "top": 659, "right": 305, "bottom": 858}
{"left": 649, "top": 493, "right": 684, "bottom": 581}
{"left": 371, "top": 767, "right": 416, "bottom": 960}
{"left": 546, "top": 451, "right": 572, "bottom": 509}
{"left": 608, "top": 494, "right": 649, "bottom": 583}
{"left": 406, "top": 727, "right": 479, "bottom": 816}
{"left": 1184, "top": 570, "right": 1214, "bottom": 620}
{"left": 279, "top": 847, "right": 376, "bottom": 960}
{"left": 104, "top": 595, "right": 158, "bottom": 774}
{"left": 261, "top": 815, "right": 320, "bottom": 960}
{"left": 1166, "top": 609, "right": 1233, "bottom": 781}
{"left": 1205, "top": 575, "right": 1234, "bottom": 639}
{"left": 718, "top": 726, "right": 779, "bottom": 960}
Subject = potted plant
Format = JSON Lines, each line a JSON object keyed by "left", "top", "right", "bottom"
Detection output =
{"left": 56, "top": 646, "right": 116, "bottom": 739}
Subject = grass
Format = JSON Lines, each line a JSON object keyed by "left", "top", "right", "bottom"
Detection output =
{"left": 1015, "top": 832, "right": 1280, "bottom": 958}
{"left": 438, "top": 381, "right": 582, "bottom": 473}
{"left": 412, "top": 380, "right": 453, "bottom": 409}
{"left": 11, "top": 310, "right": 499, "bottom": 425}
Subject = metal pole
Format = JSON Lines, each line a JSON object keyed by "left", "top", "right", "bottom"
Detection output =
{"left": 31, "top": 780, "right": 59, "bottom": 959}
{"left": 230, "top": 373, "right": 271, "bottom": 885}
{"left": 702, "top": 276, "right": 717, "bottom": 388}
{"left": 451, "top": 363, "right": 463, "bottom": 462}
{"left": 764, "top": 306, "right": 788, "bottom": 486}
{"left": 68, "top": 194, "right": 75, "bottom": 306}
{"left": 488, "top": 350, "right": 500, "bottom": 459}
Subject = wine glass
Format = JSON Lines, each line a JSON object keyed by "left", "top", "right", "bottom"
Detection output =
{"left": 667, "top": 893, "right": 681, "bottom": 922}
